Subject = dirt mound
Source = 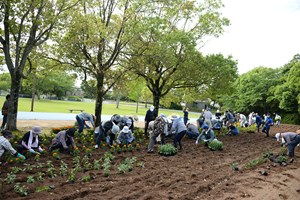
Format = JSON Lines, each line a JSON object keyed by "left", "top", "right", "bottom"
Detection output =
{"left": 1, "top": 124, "right": 300, "bottom": 200}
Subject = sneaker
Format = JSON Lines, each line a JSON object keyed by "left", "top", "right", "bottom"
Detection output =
{"left": 95, "top": 145, "right": 99, "bottom": 149}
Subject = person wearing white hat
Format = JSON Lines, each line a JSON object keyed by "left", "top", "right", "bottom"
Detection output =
{"left": 117, "top": 126, "right": 135, "bottom": 145}
{"left": 275, "top": 132, "right": 300, "bottom": 157}
{"left": 17, "top": 126, "right": 44, "bottom": 155}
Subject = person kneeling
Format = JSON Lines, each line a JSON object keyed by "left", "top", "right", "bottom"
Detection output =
{"left": 17, "top": 126, "right": 44, "bottom": 155}
{"left": 0, "top": 131, "right": 26, "bottom": 162}
{"left": 195, "top": 125, "right": 216, "bottom": 146}
{"left": 226, "top": 123, "right": 239, "bottom": 136}
{"left": 117, "top": 126, "right": 135, "bottom": 146}
{"left": 49, "top": 128, "right": 76, "bottom": 153}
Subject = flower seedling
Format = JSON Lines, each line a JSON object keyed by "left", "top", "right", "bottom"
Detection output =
{"left": 5, "top": 173, "right": 16, "bottom": 184}
{"left": 26, "top": 176, "right": 35, "bottom": 183}
{"left": 68, "top": 168, "right": 77, "bottom": 183}
{"left": 35, "top": 172, "right": 45, "bottom": 181}
{"left": 81, "top": 175, "right": 91, "bottom": 182}
{"left": 14, "top": 183, "right": 29, "bottom": 196}
{"left": 60, "top": 161, "right": 68, "bottom": 176}
{"left": 93, "top": 159, "right": 101, "bottom": 170}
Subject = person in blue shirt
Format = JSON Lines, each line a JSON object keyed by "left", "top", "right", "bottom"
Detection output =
{"left": 262, "top": 114, "right": 273, "bottom": 137}
{"left": 254, "top": 113, "right": 263, "bottom": 132}
{"left": 226, "top": 123, "right": 239, "bottom": 136}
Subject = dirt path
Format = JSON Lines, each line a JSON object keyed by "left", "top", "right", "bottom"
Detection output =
{"left": 1, "top": 123, "right": 300, "bottom": 200}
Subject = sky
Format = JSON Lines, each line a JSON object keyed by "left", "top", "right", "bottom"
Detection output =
{"left": 201, "top": 0, "right": 300, "bottom": 74}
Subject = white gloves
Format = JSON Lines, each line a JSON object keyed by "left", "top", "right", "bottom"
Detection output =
{"left": 38, "top": 146, "right": 44, "bottom": 153}
{"left": 195, "top": 140, "right": 198, "bottom": 145}
{"left": 29, "top": 149, "right": 37, "bottom": 154}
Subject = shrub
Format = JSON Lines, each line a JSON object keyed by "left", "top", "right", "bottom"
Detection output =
{"left": 158, "top": 144, "right": 177, "bottom": 156}
{"left": 277, "top": 155, "right": 287, "bottom": 164}
{"left": 208, "top": 139, "right": 223, "bottom": 151}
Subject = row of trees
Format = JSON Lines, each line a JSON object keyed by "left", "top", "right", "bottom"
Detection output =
{"left": 220, "top": 55, "right": 300, "bottom": 124}
{"left": 1, "top": 0, "right": 237, "bottom": 130}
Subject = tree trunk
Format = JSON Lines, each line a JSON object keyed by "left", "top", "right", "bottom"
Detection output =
{"left": 116, "top": 94, "right": 120, "bottom": 109}
{"left": 136, "top": 97, "right": 139, "bottom": 113}
{"left": 31, "top": 71, "right": 36, "bottom": 112}
{"left": 7, "top": 73, "right": 22, "bottom": 130}
{"left": 94, "top": 73, "right": 105, "bottom": 126}
{"left": 152, "top": 91, "right": 160, "bottom": 117}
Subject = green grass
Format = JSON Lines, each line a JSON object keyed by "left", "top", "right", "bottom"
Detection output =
{"left": 1, "top": 96, "right": 200, "bottom": 118}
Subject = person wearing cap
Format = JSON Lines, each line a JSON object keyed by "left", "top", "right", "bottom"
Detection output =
{"left": 116, "top": 126, "right": 135, "bottom": 145}
{"left": 147, "top": 114, "right": 167, "bottom": 153}
{"left": 144, "top": 105, "right": 157, "bottom": 137}
{"left": 0, "top": 131, "right": 26, "bottom": 160}
{"left": 239, "top": 113, "right": 247, "bottom": 128}
{"left": 275, "top": 132, "right": 300, "bottom": 157}
{"left": 17, "top": 126, "right": 44, "bottom": 155}
{"left": 186, "top": 123, "right": 200, "bottom": 140}
{"left": 49, "top": 128, "right": 77, "bottom": 152}
{"left": 262, "top": 114, "right": 273, "bottom": 137}
{"left": 75, "top": 112, "right": 95, "bottom": 133}
{"left": 195, "top": 124, "right": 216, "bottom": 145}
{"left": 94, "top": 121, "right": 120, "bottom": 148}
{"left": 170, "top": 116, "right": 187, "bottom": 150}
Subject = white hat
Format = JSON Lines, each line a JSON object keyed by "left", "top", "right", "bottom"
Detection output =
{"left": 32, "top": 126, "right": 42, "bottom": 134}
{"left": 275, "top": 133, "right": 280, "bottom": 141}
{"left": 122, "top": 126, "right": 129, "bottom": 133}
{"left": 150, "top": 106, "right": 154, "bottom": 111}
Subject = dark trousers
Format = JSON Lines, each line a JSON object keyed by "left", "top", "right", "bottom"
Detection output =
{"left": 76, "top": 115, "right": 85, "bottom": 133}
{"left": 287, "top": 135, "right": 300, "bottom": 157}
{"left": 144, "top": 121, "right": 150, "bottom": 137}
{"left": 262, "top": 125, "right": 270, "bottom": 136}
{"left": 50, "top": 140, "right": 72, "bottom": 152}
{"left": 95, "top": 126, "right": 115, "bottom": 146}
{"left": 256, "top": 122, "right": 262, "bottom": 132}
{"left": 173, "top": 130, "right": 186, "bottom": 149}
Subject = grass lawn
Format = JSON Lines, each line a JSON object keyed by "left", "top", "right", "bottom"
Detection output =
{"left": 1, "top": 96, "right": 200, "bottom": 118}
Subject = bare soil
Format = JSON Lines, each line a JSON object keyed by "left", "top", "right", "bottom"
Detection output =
{"left": 1, "top": 121, "right": 300, "bottom": 200}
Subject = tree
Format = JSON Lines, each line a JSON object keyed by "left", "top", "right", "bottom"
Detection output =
{"left": 270, "top": 55, "right": 300, "bottom": 114}
{"left": 0, "top": 0, "right": 78, "bottom": 130}
{"left": 125, "top": 0, "right": 230, "bottom": 113}
{"left": 52, "top": 0, "right": 135, "bottom": 125}
{"left": 229, "top": 67, "right": 280, "bottom": 114}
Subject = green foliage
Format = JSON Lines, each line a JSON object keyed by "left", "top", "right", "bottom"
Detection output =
{"left": 279, "top": 147, "right": 288, "bottom": 156}
{"left": 26, "top": 176, "right": 35, "bottom": 183}
{"left": 244, "top": 157, "right": 267, "bottom": 169}
{"left": 158, "top": 144, "right": 177, "bottom": 156}
{"left": 230, "top": 162, "right": 239, "bottom": 171}
{"left": 208, "top": 139, "right": 223, "bottom": 151}
{"left": 35, "top": 185, "right": 50, "bottom": 193}
{"left": 5, "top": 173, "right": 16, "bottom": 184}
{"left": 117, "top": 157, "right": 137, "bottom": 174}
{"left": 14, "top": 183, "right": 29, "bottom": 196}
{"left": 81, "top": 175, "right": 91, "bottom": 182}
{"left": 277, "top": 155, "right": 287, "bottom": 164}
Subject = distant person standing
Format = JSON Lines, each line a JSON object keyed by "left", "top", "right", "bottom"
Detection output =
{"left": 1, "top": 95, "right": 11, "bottom": 130}
{"left": 144, "top": 105, "right": 156, "bottom": 137}
{"left": 75, "top": 112, "right": 95, "bottom": 133}
{"left": 203, "top": 108, "right": 213, "bottom": 127}
{"left": 183, "top": 107, "right": 189, "bottom": 125}
{"left": 275, "top": 113, "right": 281, "bottom": 127}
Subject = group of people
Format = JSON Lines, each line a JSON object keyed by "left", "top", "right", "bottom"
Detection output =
{"left": 0, "top": 104, "right": 299, "bottom": 165}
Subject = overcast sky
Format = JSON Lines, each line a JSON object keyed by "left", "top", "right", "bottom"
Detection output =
{"left": 201, "top": 0, "right": 300, "bottom": 74}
